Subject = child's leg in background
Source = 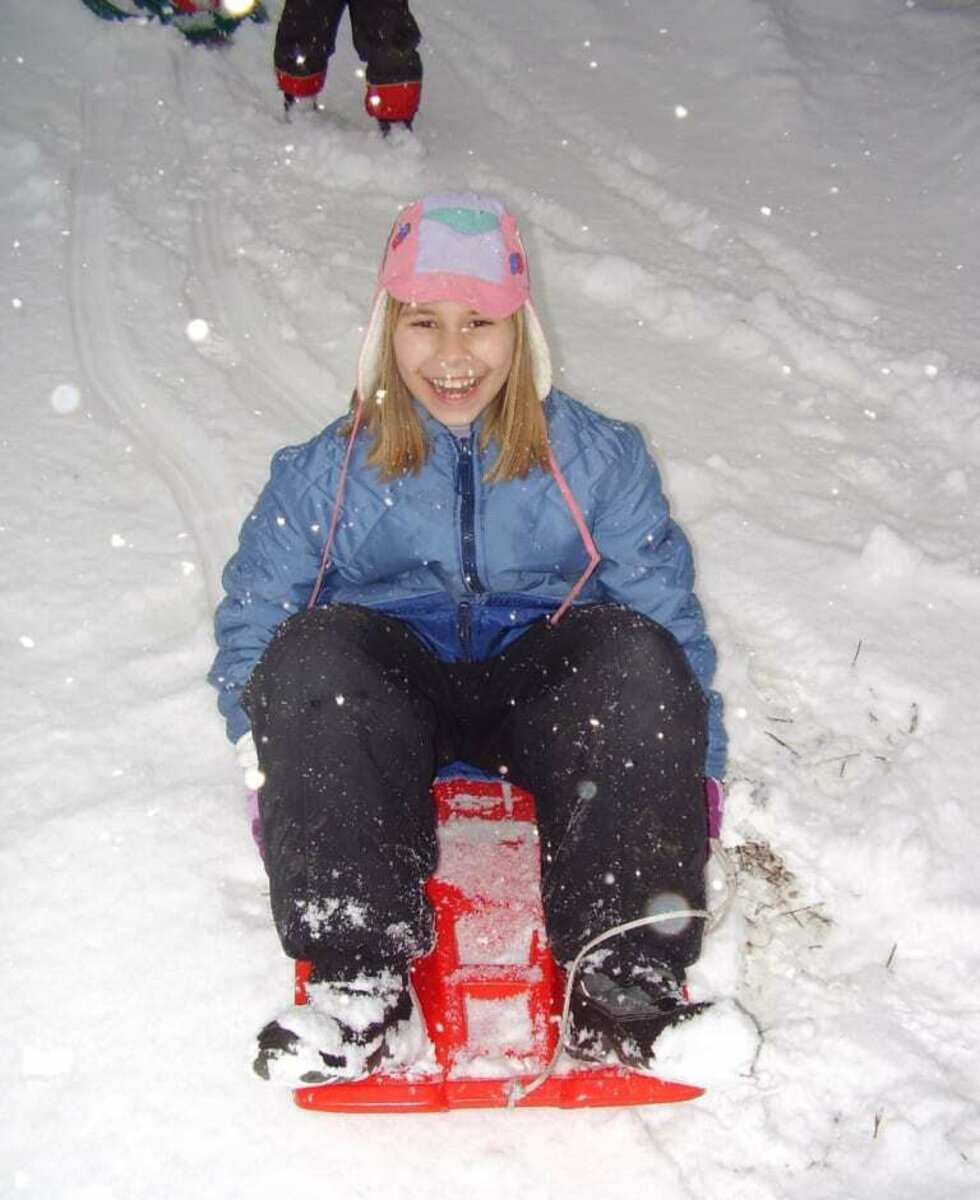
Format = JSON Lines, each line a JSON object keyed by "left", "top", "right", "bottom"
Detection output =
{"left": 274, "top": 0, "right": 348, "bottom": 101}
{"left": 348, "top": 0, "right": 422, "bottom": 125}
{"left": 242, "top": 604, "right": 451, "bottom": 980}
{"left": 463, "top": 605, "right": 709, "bottom": 978}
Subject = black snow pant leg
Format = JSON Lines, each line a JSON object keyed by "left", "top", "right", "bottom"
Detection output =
{"left": 348, "top": 0, "right": 422, "bottom": 84}
{"left": 464, "top": 605, "right": 709, "bottom": 977}
{"left": 274, "top": 0, "right": 348, "bottom": 81}
{"left": 241, "top": 604, "right": 448, "bottom": 979}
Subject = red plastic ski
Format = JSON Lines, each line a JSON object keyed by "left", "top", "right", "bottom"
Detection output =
{"left": 293, "top": 776, "right": 703, "bottom": 1112}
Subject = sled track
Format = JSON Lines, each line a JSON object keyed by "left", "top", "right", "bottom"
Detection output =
{"left": 188, "top": 194, "right": 331, "bottom": 433}
{"left": 68, "top": 68, "right": 248, "bottom": 609}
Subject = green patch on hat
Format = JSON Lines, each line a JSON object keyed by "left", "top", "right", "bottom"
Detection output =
{"left": 426, "top": 207, "right": 500, "bottom": 235}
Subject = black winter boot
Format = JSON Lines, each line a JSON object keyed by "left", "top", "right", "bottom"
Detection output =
{"left": 565, "top": 958, "right": 710, "bottom": 1071}
{"left": 253, "top": 968, "right": 426, "bottom": 1087}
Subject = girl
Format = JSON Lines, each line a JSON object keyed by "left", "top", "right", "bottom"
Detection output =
{"left": 209, "top": 192, "right": 727, "bottom": 1086}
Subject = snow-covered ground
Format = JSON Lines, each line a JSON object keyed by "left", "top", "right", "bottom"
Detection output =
{"left": 2, "top": 0, "right": 978, "bottom": 1195}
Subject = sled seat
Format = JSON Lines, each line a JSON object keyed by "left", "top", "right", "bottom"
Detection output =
{"left": 293, "top": 775, "right": 703, "bottom": 1112}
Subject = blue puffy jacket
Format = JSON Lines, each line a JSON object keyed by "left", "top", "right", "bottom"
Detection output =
{"left": 209, "top": 390, "right": 726, "bottom": 776}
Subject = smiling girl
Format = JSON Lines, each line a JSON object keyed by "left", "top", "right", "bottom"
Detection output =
{"left": 209, "top": 192, "right": 726, "bottom": 1086}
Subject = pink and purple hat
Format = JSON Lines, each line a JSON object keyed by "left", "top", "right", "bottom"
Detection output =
{"left": 357, "top": 192, "right": 553, "bottom": 403}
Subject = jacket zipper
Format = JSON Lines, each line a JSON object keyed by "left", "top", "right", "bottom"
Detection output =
{"left": 455, "top": 434, "right": 484, "bottom": 658}
{"left": 456, "top": 436, "right": 485, "bottom": 594}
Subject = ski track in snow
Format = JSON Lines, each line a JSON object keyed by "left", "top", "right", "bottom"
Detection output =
{"left": 187, "top": 193, "right": 330, "bottom": 433}
{"left": 69, "top": 57, "right": 250, "bottom": 607}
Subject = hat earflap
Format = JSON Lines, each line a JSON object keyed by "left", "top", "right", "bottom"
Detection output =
{"left": 522, "top": 302, "right": 553, "bottom": 404}
{"left": 356, "top": 289, "right": 389, "bottom": 405}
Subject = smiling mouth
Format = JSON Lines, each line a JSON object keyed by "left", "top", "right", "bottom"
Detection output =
{"left": 426, "top": 376, "right": 484, "bottom": 404}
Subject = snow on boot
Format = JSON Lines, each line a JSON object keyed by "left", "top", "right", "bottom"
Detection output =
{"left": 252, "top": 969, "right": 427, "bottom": 1087}
{"left": 565, "top": 959, "right": 711, "bottom": 1072}
{"left": 651, "top": 998, "right": 760, "bottom": 1087}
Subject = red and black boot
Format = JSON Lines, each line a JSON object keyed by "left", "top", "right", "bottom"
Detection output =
{"left": 364, "top": 79, "right": 421, "bottom": 134}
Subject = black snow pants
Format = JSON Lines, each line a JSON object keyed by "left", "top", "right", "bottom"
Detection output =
{"left": 242, "top": 603, "right": 708, "bottom": 981}
{"left": 274, "top": 0, "right": 422, "bottom": 86}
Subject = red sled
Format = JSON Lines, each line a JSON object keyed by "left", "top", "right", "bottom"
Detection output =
{"left": 293, "top": 775, "right": 703, "bottom": 1113}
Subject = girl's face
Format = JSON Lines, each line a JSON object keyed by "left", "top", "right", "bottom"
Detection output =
{"left": 392, "top": 300, "right": 516, "bottom": 426}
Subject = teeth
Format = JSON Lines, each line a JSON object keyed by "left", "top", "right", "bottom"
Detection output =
{"left": 430, "top": 377, "right": 480, "bottom": 394}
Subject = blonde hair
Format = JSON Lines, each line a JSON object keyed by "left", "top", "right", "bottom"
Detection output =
{"left": 345, "top": 296, "right": 549, "bottom": 484}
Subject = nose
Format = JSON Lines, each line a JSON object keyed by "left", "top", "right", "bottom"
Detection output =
{"left": 434, "top": 325, "right": 473, "bottom": 369}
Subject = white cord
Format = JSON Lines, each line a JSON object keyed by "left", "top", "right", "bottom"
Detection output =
{"left": 506, "top": 840, "right": 738, "bottom": 1107}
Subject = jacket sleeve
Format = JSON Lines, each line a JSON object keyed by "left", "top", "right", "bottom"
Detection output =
{"left": 208, "top": 440, "right": 334, "bottom": 743}
{"left": 592, "top": 425, "right": 727, "bottom": 778}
